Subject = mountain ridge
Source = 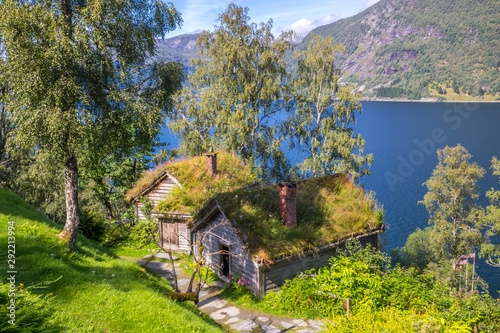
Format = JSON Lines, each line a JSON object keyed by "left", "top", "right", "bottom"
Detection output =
{"left": 155, "top": 0, "right": 499, "bottom": 101}
{"left": 302, "top": 0, "right": 500, "bottom": 100}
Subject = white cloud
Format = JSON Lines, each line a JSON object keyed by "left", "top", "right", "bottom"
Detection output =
{"left": 278, "top": 13, "right": 341, "bottom": 36}
{"left": 363, "top": 0, "right": 380, "bottom": 9}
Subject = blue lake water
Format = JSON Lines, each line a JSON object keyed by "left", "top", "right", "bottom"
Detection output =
{"left": 160, "top": 101, "right": 500, "bottom": 296}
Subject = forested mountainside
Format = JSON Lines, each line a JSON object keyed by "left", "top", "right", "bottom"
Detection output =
{"left": 302, "top": 0, "right": 500, "bottom": 99}
{"left": 156, "top": 0, "right": 499, "bottom": 100}
{"left": 155, "top": 33, "right": 199, "bottom": 68}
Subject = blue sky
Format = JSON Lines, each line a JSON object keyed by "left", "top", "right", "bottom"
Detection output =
{"left": 168, "top": 0, "right": 380, "bottom": 37}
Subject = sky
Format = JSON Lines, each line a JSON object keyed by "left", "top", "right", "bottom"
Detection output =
{"left": 168, "top": 0, "right": 381, "bottom": 37}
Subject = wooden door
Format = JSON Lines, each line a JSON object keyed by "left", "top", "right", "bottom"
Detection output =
{"left": 160, "top": 221, "right": 178, "bottom": 249}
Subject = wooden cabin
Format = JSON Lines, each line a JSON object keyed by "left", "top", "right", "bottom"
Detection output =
{"left": 128, "top": 169, "right": 191, "bottom": 253}
{"left": 128, "top": 154, "right": 384, "bottom": 296}
{"left": 189, "top": 175, "right": 384, "bottom": 297}
{"left": 126, "top": 152, "right": 255, "bottom": 254}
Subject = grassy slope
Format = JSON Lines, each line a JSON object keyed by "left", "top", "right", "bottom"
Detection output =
{"left": 300, "top": 0, "right": 500, "bottom": 100}
{"left": 0, "top": 189, "right": 223, "bottom": 333}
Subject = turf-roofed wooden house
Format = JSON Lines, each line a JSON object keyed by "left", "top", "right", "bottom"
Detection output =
{"left": 128, "top": 152, "right": 384, "bottom": 296}
{"left": 126, "top": 152, "right": 256, "bottom": 253}
{"left": 190, "top": 174, "right": 384, "bottom": 296}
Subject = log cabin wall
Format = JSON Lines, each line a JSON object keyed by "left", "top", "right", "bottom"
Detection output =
{"left": 158, "top": 219, "right": 190, "bottom": 253}
{"left": 135, "top": 176, "right": 177, "bottom": 220}
{"left": 194, "top": 212, "right": 261, "bottom": 295}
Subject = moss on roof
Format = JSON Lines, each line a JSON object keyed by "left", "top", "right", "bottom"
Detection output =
{"left": 126, "top": 152, "right": 257, "bottom": 215}
{"left": 212, "top": 175, "right": 383, "bottom": 262}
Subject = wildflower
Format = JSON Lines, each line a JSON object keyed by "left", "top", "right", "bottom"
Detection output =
{"left": 20, "top": 283, "right": 23, "bottom": 287}
{"left": 111, "top": 274, "right": 115, "bottom": 277}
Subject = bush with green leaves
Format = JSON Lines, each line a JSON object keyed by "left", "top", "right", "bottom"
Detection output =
{"left": 444, "top": 295, "right": 500, "bottom": 333}
{"left": 220, "top": 272, "right": 256, "bottom": 303}
{"left": 264, "top": 240, "right": 450, "bottom": 318}
{"left": 78, "top": 210, "right": 107, "bottom": 244}
{"left": 325, "top": 306, "right": 471, "bottom": 333}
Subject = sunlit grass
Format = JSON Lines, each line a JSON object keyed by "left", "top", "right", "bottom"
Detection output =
{"left": 0, "top": 189, "right": 223, "bottom": 332}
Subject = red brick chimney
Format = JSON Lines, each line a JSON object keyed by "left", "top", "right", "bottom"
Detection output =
{"left": 279, "top": 181, "right": 297, "bottom": 229}
{"left": 205, "top": 153, "right": 217, "bottom": 177}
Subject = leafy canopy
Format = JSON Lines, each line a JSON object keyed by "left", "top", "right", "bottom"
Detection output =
{"left": 420, "top": 145, "right": 485, "bottom": 261}
{"left": 0, "top": 0, "right": 183, "bottom": 247}
{"left": 170, "top": 4, "right": 293, "bottom": 180}
{"left": 290, "top": 35, "right": 373, "bottom": 178}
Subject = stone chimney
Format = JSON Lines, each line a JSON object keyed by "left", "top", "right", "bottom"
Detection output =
{"left": 205, "top": 153, "right": 217, "bottom": 177}
{"left": 278, "top": 181, "right": 297, "bottom": 229}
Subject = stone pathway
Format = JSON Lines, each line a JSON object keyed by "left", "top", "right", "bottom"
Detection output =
{"left": 134, "top": 256, "right": 327, "bottom": 333}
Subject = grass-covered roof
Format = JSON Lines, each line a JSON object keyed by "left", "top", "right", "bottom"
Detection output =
{"left": 211, "top": 175, "right": 383, "bottom": 262}
{"left": 126, "top": 152, "right": 257, "bottom": 215}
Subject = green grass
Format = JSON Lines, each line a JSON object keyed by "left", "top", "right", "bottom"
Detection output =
{"left": 126, "top": 151, "right": 256, "bottom": 215}
{"left": 109, "top": 243, "right": 161, "bottom": 258}
{"left": 216, "top": 175, "right": 383, "bottom": 262}
{"left": 0, "top": 188, "right": 224, "bottom": 332}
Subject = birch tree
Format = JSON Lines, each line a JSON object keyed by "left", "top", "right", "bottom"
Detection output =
{"left": 170, "top": 4, "right": 293, "bottom": 179}
{"left": 290, "top": 35, "right": 373, "bottom": 178}
{"left": 0, "top": 0, "right": 182, "bottom": 249}
{"left": 482, "top": 157, "right": 500, "bottom": 267}
{"left": 421, "top": 145, "right": 485, "bottom": 267}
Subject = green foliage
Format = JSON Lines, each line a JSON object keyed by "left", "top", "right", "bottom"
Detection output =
{"left": 170, "top": 4, "right": 294, "bottom": 180}
{"left": 263, "top": 240, "right": 450, "bottom": 319}
{"left": 0, "top": 283, "right": 63, "bottom": 332}
{"left": 290, "top": 35, "right": 373, "bottom": 179}
{"left": 445, "top": 295, "right": 500, "bottom": 332}
{"left": 0, "top": 0, "right": 184, "bottom": 248}
{"left": 220, "top": 273, "right": 255, "bottom": 303}
{"left": 421, "top": 145, "right": 485, "bottom": 260}
{"left": 325, "top": 307, "right": 470, "bottom": 333}
{"left": 78, "top": 210, "right": 107, "bottom": 244}
{"left": 482, "top": 157, "right": 500, "bottom": 267}
{"left": 0, "top": 188, "right": 223, "bottom": 332}
{"left": 396, "top": 146, "right": 500, "bottom": 291}
{"left": 376, "top": 87, "right": 405, "bottom": 98}
{"left": 392, "top": 227, "right": 434, "bottom": 270}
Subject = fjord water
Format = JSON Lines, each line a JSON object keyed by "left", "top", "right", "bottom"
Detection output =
{"left": 355, "top": 101, "right": 500, "bottom": 296}
{"left": 161, "top": 101, "right": 500, "bottom": 295}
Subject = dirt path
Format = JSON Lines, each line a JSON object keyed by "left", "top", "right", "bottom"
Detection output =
{"left": 130, "top": 255, "right": 326, "bottom": 333}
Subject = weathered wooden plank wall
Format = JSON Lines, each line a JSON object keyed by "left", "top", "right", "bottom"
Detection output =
{"left": 195, "top": 213, "right": 261, "bottom": 294}
{"left": 136, "top": 177, "right": 177, "bottom": 220}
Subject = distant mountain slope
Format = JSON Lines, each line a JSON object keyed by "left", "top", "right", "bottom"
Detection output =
{"left": 155, "top": 33, "right": 199, "bottom": 67}
{"left": 301, "top": 0, "right": 500, "bottom": 99}
{"left": 155, "top": 32, "right": 304, "bottom": 68}
{"left": 157, "top": 1, "right": 499, "bottom": 100}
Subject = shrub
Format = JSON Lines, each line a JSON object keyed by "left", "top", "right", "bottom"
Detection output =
{"left": 221, "top": 273, "right": 255, "bottom": 303}
{"left": 265, "top": 240, "right": 450, "bottom": 318}
{"left": 79, "top": 210, "right": 107, "bottom": 243}
{"left": 325, "top": 307, "right": 471, "bottom": 333}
